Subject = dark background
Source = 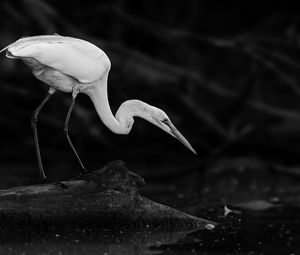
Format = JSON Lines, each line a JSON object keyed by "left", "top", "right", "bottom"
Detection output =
{"left": 0, "top": 0, "right": 300, "bottom": 187}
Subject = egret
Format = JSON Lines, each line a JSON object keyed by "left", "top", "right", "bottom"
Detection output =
{"left": 0, "top": 35, "right": 196, "bottom": 180}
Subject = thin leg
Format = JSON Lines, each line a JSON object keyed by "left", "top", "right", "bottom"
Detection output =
{"left": 64, "top": 97, "right": 88, "bottom": 173}
{"left": 31, "top": 88, "right": 56, "bottom": 180}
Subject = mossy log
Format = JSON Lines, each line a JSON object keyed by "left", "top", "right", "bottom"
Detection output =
{"left": 0, "top": 160, "right": 215, "bottom": 234}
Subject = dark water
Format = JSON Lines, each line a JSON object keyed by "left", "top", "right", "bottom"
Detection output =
{"left": 0, "top": 205, "right": 299, "bottom": 255}
{"left": 1, "top": 165, "right": 300, "bottom": 254}
{"left": 154, "top": 205, "right": 300, "bottom": 255}
{"left": 0, "top": 229, "right": 192, "bottom": 255}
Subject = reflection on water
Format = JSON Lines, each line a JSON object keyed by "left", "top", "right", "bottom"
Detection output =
{"left": 1, "top": 206, "right": 300, "bottom": 255}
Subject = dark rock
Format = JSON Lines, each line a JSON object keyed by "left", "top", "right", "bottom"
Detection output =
{"left": 0, "top": 160, "right": 215, "bottom": 236}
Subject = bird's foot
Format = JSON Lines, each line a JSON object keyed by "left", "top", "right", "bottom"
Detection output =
{"left": 74, "top": 171, "right": 88, "bottom": 179}
{"left": 41, "top": 178, "right": 68, "bottom": 189}
{"left": 70, "top": 168, "right": 90, "bottom": 180}
{"left": 81, "top": 166, "right": 89, "bottom": 174}
{"left": 79, "top": 167, "right": 90, "bottom": 176}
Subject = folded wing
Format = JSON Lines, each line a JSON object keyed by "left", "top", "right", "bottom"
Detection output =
{"left": 5, "top": 35, "right": 110, "bottom": 83}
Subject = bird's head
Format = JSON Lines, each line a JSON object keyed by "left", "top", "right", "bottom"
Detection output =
{"left": 115, "top": 100, "right": 197, "bottom": 154}
{"left": 150, "top": 108, "right": 197, "bottom": 154}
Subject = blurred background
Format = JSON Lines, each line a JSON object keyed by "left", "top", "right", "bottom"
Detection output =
{"left": 0, "top": 0, "right": 300, "bottom": 189}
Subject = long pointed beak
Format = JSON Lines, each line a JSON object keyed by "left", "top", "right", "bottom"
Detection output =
{"left": 165, "top": 120, "right": 197, "bottom": 154}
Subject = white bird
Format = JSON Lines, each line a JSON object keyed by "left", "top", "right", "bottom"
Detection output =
{"left": 0, "top": 35, "right": 196, "bottom": 180}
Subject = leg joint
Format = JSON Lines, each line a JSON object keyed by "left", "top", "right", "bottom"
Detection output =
{"left": 72, "top": 85, "right": 82, "bottom": 99}
{"left": 31, "top": 114, "right": 38, "bottom": 126}
{"left": 63, "top": 125, "right": 69, "bottom": 134}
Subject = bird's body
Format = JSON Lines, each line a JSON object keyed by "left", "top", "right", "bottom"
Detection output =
{"left": 5, "top": 35, "right": 110, "bottom": 93}
{"left": 1, "top": 35, "right": 196, "bottom": 179}
{"left": 5, "top": 35, "right": 109, "bottom": 84}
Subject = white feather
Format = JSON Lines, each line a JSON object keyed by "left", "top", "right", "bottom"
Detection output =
{"left": 6, "top": 35, "right": 110, "bottom": 83}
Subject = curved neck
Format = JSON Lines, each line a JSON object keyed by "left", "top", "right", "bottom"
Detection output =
{"left": 85, "top": 74, "right": 154, "bottom": 134}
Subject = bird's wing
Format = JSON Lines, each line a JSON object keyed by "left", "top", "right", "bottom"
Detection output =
{"left": 6, "top": 35, "right": 110, "bottom": 83}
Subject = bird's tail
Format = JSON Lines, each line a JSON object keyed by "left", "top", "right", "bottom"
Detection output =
{"left": 0, "top": 38, "right": 18, "bottom": 54}
{"left": 0, "top": 44, "right": 10, "bottom": 54}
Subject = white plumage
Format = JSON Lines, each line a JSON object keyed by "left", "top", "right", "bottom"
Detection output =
{"left": 1, "top": 35, "right": 196, "bottom": 180}
{"left": 5, "top": 35, "right": 110, "bottom": 83}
